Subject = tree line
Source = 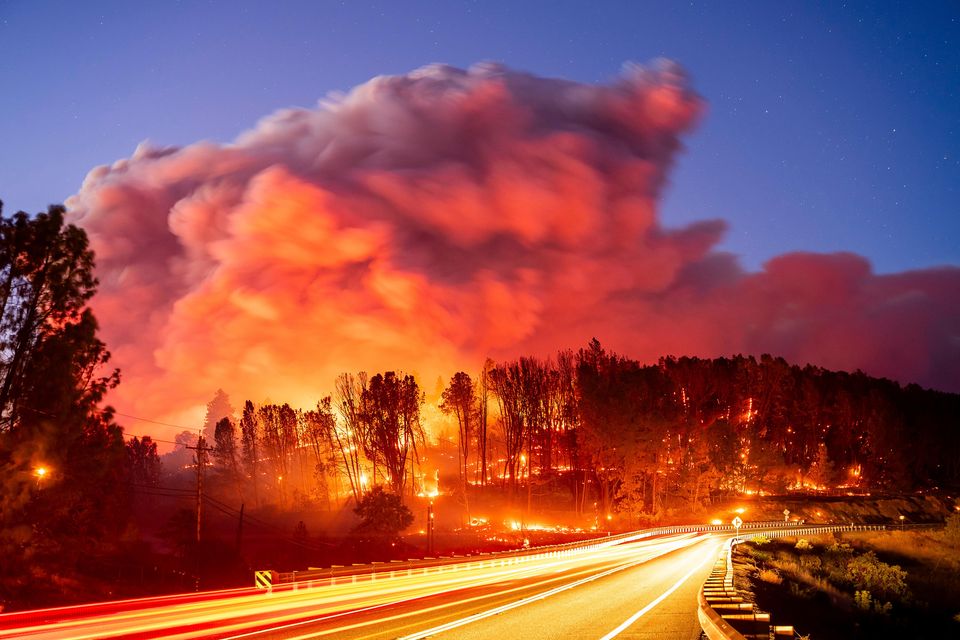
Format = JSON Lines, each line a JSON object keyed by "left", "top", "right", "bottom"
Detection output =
{"left": 196, "top": 340, "right": 959, "bottom": 524}
{"left": 193, "top": 371, "right": 427, "bottom": 511}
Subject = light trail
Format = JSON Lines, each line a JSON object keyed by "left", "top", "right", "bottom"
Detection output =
{"left": 598, "top": 542, "right": 718, "bottom": 639}
{"left": 0, "top": 532, "right": 714, "bottom": 639}
{"left": 256, "top": 535, "right": 708, "bottom": 640}
{"left": 213, "top": 535, "right": 707, "bottom": 640}
{"left": 394, "top": 535, "right": 711, "bottom": 640}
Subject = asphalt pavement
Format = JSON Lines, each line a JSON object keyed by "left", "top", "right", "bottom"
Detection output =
{"left": 0, "top": 532, "right": 724, "bottom": 639}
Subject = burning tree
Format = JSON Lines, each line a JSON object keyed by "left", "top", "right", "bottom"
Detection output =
{"left": 360, "top": 372, "right": 425, "bottom": 498}
{"left": 300, "top": 397, "right": 339, "bottom": 509}
{"left": 440, "top": 372, "right": 476, "bottom": 491}
{"left": 334, "top": 372, "right": 368, "bottom": 502}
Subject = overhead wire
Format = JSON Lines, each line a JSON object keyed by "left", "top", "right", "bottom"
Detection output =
{"left": 126, "top": 482, "right": 336, "bottom": 549}
{"left": 25, "top": 405, "right": 339, "bottom": 550}
{"left": 20, "top": 404, "right": 197, "bottom": 447}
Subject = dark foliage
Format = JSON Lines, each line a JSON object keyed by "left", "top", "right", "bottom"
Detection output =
{"left": 0, "top": 202, "right": 125, "bottom": 610}
{"left": 352, "top": 486, "right": 414, "bottom": 537}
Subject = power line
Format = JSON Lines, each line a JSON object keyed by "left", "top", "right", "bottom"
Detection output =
{"left": 113, "top": 411, "right": 200, "bottom": 433}
{"left": 20, "top": 404, "right": 196, "bottom": 447}
{"left": 200, "top": 498, "right": 335, "bottom": 551}
{"left": 129, "top": 482, "right": 333, "bottom": 548}
{"left": 124, "top": 433, "right": 184, "bottom": 447}
{"left": 128, "top": 482, "right": 194, "bottom": 495}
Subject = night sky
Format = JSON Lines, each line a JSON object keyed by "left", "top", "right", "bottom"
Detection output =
{"left": 1, "top": 0, "right": 957, "bottom": 274}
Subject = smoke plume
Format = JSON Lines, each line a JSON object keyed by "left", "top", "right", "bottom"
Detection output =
{"left": 66, "top": 61, "right": 960, "bottom": 434}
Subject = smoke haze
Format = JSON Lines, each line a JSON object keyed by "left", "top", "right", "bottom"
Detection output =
{"left": 66, "top": 61, "right": 960, "bottom": 436}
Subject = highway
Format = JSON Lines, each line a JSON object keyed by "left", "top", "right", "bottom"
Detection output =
{"left": 0, "top": 532, "right": 724, "bottom": 639}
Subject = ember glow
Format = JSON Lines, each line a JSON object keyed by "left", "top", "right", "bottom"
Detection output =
{"left": 66, "top": 62, "right": 960, "bottom": 431}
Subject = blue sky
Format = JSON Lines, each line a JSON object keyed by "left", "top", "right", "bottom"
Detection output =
{"left": 1, "top": 0, "right": 957, "bottom": 273}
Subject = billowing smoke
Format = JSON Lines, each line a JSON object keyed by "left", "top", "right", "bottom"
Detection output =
{"left": 66, "top": 61, "right": 960, "bottom": 434}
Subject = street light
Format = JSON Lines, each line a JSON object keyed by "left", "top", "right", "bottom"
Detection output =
{"left": 427, "top": 501, "right": 435, "bottom": 554}
{"left": 34, "top": 466, "right": 48, "bottom": 490}
{"left": 899, "top": 514, "right": 905, "bottom": 530}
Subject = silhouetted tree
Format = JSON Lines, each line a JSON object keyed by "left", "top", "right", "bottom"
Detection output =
{"left": 259, "top": 403, "right": 297, "bottom": 505}
{"left": 0, "top": 202, "right": 124, "bottom": 609}
{"left": 239, "top": 401, "right": 260, "bottom": 507}
{"left": 301, "top": 398, "right": 339, "bottom": 509}
{"left": 440, "top": 372, "right": 476, "bottom": 487}
{"left": 202, "top": 389, "right": 234, "bottom": 443}
{"left": 476, "top": 358, "right": 493, "bottom": 487}
{"left": 126, "top": 435, "right": 161, "bottom": 488}
{"left": 334, "top": 373, "right": 367, "bottom": 502}
{"left": 360, "top": 372, "right": 424, "bottom": 497}
{"left": 352, "top": 486, "right": 413, "bottom": 537}
{"left": 213, "top": 417, "right": 243, "bottom": 500}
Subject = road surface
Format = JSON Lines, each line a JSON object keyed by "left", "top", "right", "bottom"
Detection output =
{"left": 0, "top": 532, "right": 725, "bottom": 639}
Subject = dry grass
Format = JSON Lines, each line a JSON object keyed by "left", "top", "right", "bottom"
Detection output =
{"left": 757, "top": 568, "right": 782, "bottom": 584}
{"left": 735, "top": 525, "right": 960, "bottom": 639}
{"left": 849, "top": 529, "right": 959, "bottom": 571}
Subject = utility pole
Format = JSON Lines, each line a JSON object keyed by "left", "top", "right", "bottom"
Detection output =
{"left": 186, "top": 435, "right": 210, "bottom": 591}
{"left": 427, "top": 501, "right": 435, "bottom": 554}
{"left": 236, "top": 503, "right": 245, "bottom": 551}
{"left": 186, "top": 435, "right": 210, "bottom": 543}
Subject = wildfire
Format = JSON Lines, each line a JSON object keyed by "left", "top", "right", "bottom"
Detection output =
{"left": 501, "top": 519, "right": 580, "bottom": 533}
{"left": 788, "top": 480, "right": 827, "bottom": 492}
{"left": 416, "top": 468, "right": 441, "bottom": 498}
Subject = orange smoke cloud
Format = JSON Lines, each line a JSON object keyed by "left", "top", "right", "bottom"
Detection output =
{"left": 66, "top": 61, "right": 959, "bottom": 436}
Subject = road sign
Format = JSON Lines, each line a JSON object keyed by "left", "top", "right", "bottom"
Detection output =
{"left": 255, "top": 570, "right": 274, "bottom": 591}
{"left": 783, "top": 509, "right": 790, "bottom": 521}
{"left": 732, "top": 516, "right": 743, "bottom": 531}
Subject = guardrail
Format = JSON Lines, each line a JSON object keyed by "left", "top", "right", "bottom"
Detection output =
{"left": 697, "top": 524, "right": 889, "bottom": 640}
{"left": 258, "top": 520, "right": 806, "bottom": 590}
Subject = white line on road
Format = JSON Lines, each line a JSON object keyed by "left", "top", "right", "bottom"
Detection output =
{"left": 397, "top": 536, "right": 707, "bottom": 640}
{"left": 598, "top": 543, "right": 718, "bottom": 640}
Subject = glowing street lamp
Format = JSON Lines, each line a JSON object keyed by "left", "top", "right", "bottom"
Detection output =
{"left": 35, "top": 466, "right": 48, "bottom": 490}
{"left": 899, "top": 514, "right": 905, "bottom": 530}
{"left": 427, "top": 501, "right": 435, "bottom": 554}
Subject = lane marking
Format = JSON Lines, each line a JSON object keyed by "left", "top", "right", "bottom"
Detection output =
{"left": 598, "top": 543, "right": 719, "bottom": 640}
{"left": 219, "top": 535, "right": 702, "bottom": 640}
{"left": 395, "top": 537, "right": 708, "bottom": 640}
{"left": 220, "top": 553, "right": 645, "bottom": 639}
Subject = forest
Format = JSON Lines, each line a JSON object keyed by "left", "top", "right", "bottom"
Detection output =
{"left": 164, "top": 342, "right": 959, "bottom": 531}
{"left": 1, "top": 202, "right": 958, "bottom": 609}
